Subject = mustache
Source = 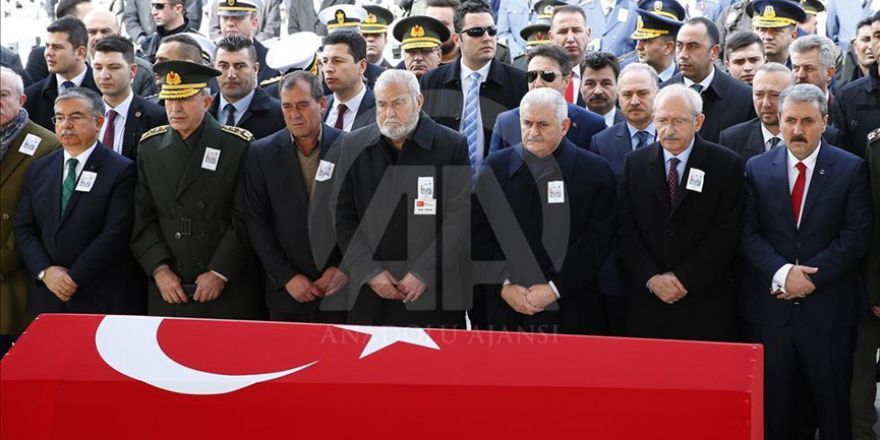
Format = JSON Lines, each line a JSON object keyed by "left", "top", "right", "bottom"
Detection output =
{"left": 59, "top": 129, "right": 77, "bottom": 136}
{"left": 789, "top": 135, "right": 808, "bottom": 143}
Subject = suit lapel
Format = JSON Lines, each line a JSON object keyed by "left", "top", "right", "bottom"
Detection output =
{"left": 647, "top": 144, "right": 671, "bottom": 213}
{"left": 746, "top": 120, "right": 766, "bottom": 158}
{"left": 277, "top": 133, "right": 310, "bottom": 207}
{"left": 123, "top": 97, "right": 143, "bottom": 158}
{"left": 769, "top": 147, "right": 796, "bottom": 229}
{"left": 613, "top": 123, "right": 631, "bottom": 168}
{"left": 59, "top": 144, "right": 105, "bottom": 228}
{"left": 799, "top": 143, "right": 832, "bottom": 226}
{"left": 670, "top": 138, "right": 705, "bottom": 215}
{"left": 0, "top": 127, "right": 35, "bottom": 185}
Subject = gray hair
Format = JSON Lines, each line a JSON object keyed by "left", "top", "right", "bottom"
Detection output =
{"left": 375, "top": 69, "right": 421, "bottom": 101}
{"left": 757, "top": 62, "right": 792, "bottom": 75}
{"left": 520, "top": 87, "right": 567, "bottom": 123}
{"left": 55, "top": 87, "right": 106, "bottom": 116}
{"left": 281, "top": 70, "right": 323, "bottom": 102}
{"left": 0, "top": 66, "right": 24, "bottom": 97}
{"left": 789, "top": 35, "right": 836, "bottom": 70}
{"left": 618, "top": 63, "right": 660, "bottom": 90}
{"left": 654, "top": 84, "right": 703, "bottom": 117}
{"left": 778, "top": 83, "right": 828, "bottom": 117}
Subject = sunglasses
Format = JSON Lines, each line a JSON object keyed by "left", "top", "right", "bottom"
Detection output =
{"left": 151, "top": 3, "right": 173, "bottom": 10}
{"left": 526, "top": 70, "right": 559, "bottom": 83}
{"left": 462, "top": 26, "right": 498, "bottom": 38}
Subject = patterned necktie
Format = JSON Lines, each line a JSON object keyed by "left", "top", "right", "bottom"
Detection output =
{"left": 462, "top": 72, "right": 482, "bottom": 184}
{"left": 791, "top": 162, "right": 807, "bottom": 225}
{"left": 102, "top": 110, "right": 117, "bottom": 149}
{"left": 224, "top": 103, "right": 236, "bottom": 126}
{"left": 635, "top": 130, "right": 649, "bottom": 149}
{"left": 334, "top": 103, "right": 348, "bottom": 130}
{"left": 689, "top": 83, "right": 704, "bottom": 94}
{"left": 61, "top": 158, "right": 79, "bottom": 213}
{"left": 667, "top": 157, "right": 681, "bottom": 205}
{"left": 61, "top": 80, "right": 76, "bottom": 90}
{"left": 767, "top": 137, "right": 781, "bottom": 151}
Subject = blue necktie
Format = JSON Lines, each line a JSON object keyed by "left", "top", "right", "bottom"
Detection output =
{"left": 635, "top": 130, "right": 649, "bottom": 150}
{"left": 462, "top": 72, "right": 482, "bottom": 185}
{"left": 61, "top": 80, "right": 76, "bottom": 90}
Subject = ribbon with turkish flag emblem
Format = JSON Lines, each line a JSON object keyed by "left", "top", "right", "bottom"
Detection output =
{"left": 1, "top": 314, "right": 762, "bottom": 439}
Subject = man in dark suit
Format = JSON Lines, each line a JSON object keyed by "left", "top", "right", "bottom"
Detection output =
{"left": 588, "top": 62, "right": 660, "bottom": 336}
{"left": 618, "top": 84, "right": 744, "bottom": 342}
{"left": 548, "top": 4, "right": 590, "bottom": 107}
{"left": 420, "top": 0, "right": 528, "bottom": 181}
{"left": 661, "top": 17, "right": 755, "bottom": 143}
{"left": 132, "top": 61, "right": 264, "bottom": 320}
{"left": 832, "top": 12, "right": 880, "bottom": 159}
{"left": 489, "top": 45, "right": 605, "bottom": 154}
{"left": 215, "top": 0, "right": 280, "bottom": 86}
{"left": 739, "top": 84, "right": 873, "bottom": 440}
{"left": 327, "top": 69, "right": 471, "bottom": 328}
{"left": 14, "top": 88, "right": 144, "bottom": 316}
{"left": 245, "top": 71, "right": 348, "bottom": 324}
{"left": 92, "top": 36, "right": 166, "bottom": 161}
{"left": 580, "top": 51, "right": 624, "bottom": 128}
{"left": 210, "top": 35, "right": 284, "bottom": 140}
{"left": 719, "top": 62, "right": 792, "bottom": 159}
{"left": 474, "top": 87, "right": 616, "bottom": 334}
{"left": 321, "top": 31, "right": 377, "bottom": 132}
{"left": 25, "top": 17, "right": 102, "bottom": 131}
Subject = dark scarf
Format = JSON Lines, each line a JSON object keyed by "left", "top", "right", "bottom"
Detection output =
{"left": 1, "top": 108, "right": 29, "bottom": 162}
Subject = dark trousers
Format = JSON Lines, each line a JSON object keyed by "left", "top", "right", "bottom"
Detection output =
{"left": 599, "top": 294, "right": 628, "bottom": 336}
{"left": 851, "top": 315, "right": 880, "bottom": 440}
{"left": 269, "top": 310, "right": 347, "bottom": 324}
{"left": 746, "top": 306, "right": 857, "bottom": 440}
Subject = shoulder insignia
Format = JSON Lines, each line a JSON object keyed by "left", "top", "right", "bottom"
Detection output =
{"left": 221, "top": 125, "right": 254, "bottom": 141}
{"left": 140, "top": 125, "right": 169, "bottom": 141}
{"left": 260, "top": 75, "right": 283, "bottom": 87}
{"left": 869, "top": 128, "right": 880, "bottom": 143}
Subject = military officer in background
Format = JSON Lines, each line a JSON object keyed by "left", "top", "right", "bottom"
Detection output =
{"left": 362, "top": 5, "right": 396, "bottom": 69}
{"left": 619, "top": 0, "right": 686, "bottom": 82}
{"left": 393, "top": 15, "right": 451, "bottom": 79}
{"left": 512, "top": 21, "right": 553, "bottom": 71}
{"left": 132, "top": 60, "right": 264, "bottom": 319}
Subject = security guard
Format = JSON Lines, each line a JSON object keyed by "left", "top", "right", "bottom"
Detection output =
{"left": 132, "top": 60, "right": 264, "bottom": 319}
{"left": 318, "top": 4, "right": 385, "bottom": 90}
{"left": 618, "top": 0, "right": 685, "bottom": 82}
{"left": 260, "top": 31, "right": 323, "bottom": 98}
{"left": 216, "top": 0, "right": 281, "bottom": 85}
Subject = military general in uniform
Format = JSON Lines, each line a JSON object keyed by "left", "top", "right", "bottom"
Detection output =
{"left": 132, "top": 60, "right": 264, "bottom": 319}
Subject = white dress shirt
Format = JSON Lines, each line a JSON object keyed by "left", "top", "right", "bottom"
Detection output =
{"left": 662, "top": 138, "right": 695, "bottom": 183}
{"left": 771, "top": 144, "right": 822, "bottom": 292}
{"left": 760, "top": 123, "right": 783, "bottom": 152}
{"left": 55, "top": 67, "right": 88, "bottom": 95}
{"left": 219, "top": 89, "right": 256, "bottom": 126}
{"left": 626, "top": 122, "right": 657, "bottom": 150}
{"left": 459, "top": 60, "right": 492, "bottom": 170}
{"left": 325, "top": 84, "right": 367, "bottom": 132}
{"left": 658, "top": 63, "right": 677, "bottom": 83}
{"left": 62, "top": 141, "right": 98, "bottom": 184}
{"left": 682, "top": 66, "right": 715, "bottom": 92}
{"left": 98, "top": 92, "right": 133, "bottom": 154}
{"left": 602, "top": 107, "right": 618, "bottom": 128}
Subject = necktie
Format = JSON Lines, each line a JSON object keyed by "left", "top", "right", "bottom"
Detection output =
{"left": 224, "top": 103, "right": 236, "bottom": 126}
{"left": 334, "top": 103, "right": 348, "bottom": 130}
{"left": 767, "top": 137, "right": 781, "bottom": 150}
{"left": 61, "top": 80, "right": 76, "bottom": 90}
{"left": 791, "top": 162, "right": 807, "bottom": 225}
{"left": 667, "top": 157, "right": 681, "bottom": 205}
{"left": 102, "top": 110, "right": 117, "bottom": 149}
{"left": 635, "top": 130, "right": 649, "bottom": 150}
{"left": 689, "top": 84, "right": 704, "bottom": 94}
{"left": 61, "top": 158, "right": 79, "bottom": 214}
{"left": 462, "top": 72, "right": 482, "bottom": 184}
{"left": 564, "top": 79, "right": 574, "bottom": 103}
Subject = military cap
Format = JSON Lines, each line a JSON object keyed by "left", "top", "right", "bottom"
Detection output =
{"left": 520, "top": 21, "right": 552, "bottom": 47}
{"left": 265, "top": 31, "right": 323, "bottom": 75}
{"left": 748, "top": 0, "right": 807, "bottom": 28}
{"left": 631, "top": 3, "right": 684, "bottom": 40}
{"left": 798, "top": 0, "right": 825, "bottom": 15}
{"left": 318, "top": 4, "right": 367, "bottom": 33}
{"left": 533, "top": 0, "right": 567, "bottom": 20}
{"left": 637, "top": 0, "right": 686, "bottom": 21}
{"left": 362, "top": 5, "right": 395, "bottom": 34}
{"left": 393, "top": 15, "right": 450, "bottom": 51}
{"left": 153, "top": 60, "right": 221, "bottom": 100}
{"left": 180, "top": 32, "right": 216, "bottom": 64}
{"left": 216, "top": 0, "right": 262, "bottom": 17}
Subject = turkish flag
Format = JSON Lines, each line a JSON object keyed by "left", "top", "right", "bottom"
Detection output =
{"left": 1, "top": 314, "right": 763, "bottom": 439}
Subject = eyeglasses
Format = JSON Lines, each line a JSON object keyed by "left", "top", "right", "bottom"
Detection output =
{"left": 462, "top": 26, "right": 498, "bottom": 38}
{"left": 151, "top": 3, "right": 173, "bottom": 10}
{"left": 654, "top": 117, "right": 694, "bottom": 129}
{"left": 526, "top": 70, "right": 559, "bottom": 83}
{"left": 51, "top": 114, "right": 93, "bottom": 126}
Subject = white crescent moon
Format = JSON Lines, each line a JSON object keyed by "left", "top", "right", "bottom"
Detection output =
{"left": 95, "top": 316, "right": 317, "bottom": 395}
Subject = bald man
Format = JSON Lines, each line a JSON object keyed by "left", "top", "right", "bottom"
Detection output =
{"left": 83, "top": 9, "right": 156, "bottom": 97}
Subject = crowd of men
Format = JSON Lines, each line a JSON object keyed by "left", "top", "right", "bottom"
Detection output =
{"left": 0, "top": 0, "right": 879, "bottom": 438}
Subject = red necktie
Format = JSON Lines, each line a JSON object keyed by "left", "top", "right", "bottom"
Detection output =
{"left": 102, "top": 110, "right": 117, "bottom": 149}
{"left": 791, "top": 162, "right": 807, "bottom": 225}
{"left": 334, "top": 104, "right": 348, "bottom": 130}
{"left": 564, "top": 80, "right": 574, "bottom": 104}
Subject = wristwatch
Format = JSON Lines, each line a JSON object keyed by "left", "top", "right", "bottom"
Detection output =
{"left": 37, "top": 270, "right": 46, "bottom": 282}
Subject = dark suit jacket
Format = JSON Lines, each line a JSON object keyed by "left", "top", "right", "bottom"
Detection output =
{"left": 488, "top": 103, "right": 606, "bottom": 154}
{"left": 210, "top": 87, "right": 286, "bottom": 140}
{"left": 617, "top": 135, "right": 744, "bottom": 341}
{"left": 13, "top": 143, "right": 145, "bottom": 315}
{"left": 323, "top": 86, "right": 377, "bottom": 132}
{"left": 473, "top": 140, "right": 617, "bottom": 334}
{"left": 364, "top": 62, "right": 383, "bottom": 90}
{"left": 24, "top": 64, "right": 101, "bottom": 131}
{"left": 718, "top": 118, "right": 841, "bottom": 160}
{"left": 831, "top": 63, "right": 880, "bottom": 158}
{"left": 420, "top": 58, "right": 529, "bottom": 158}
{"left": 740, "top": 142, "right": 872, "bottom": 331}
{"left": 254, "top": 39, "right": 281, "bottom": 85}
{"left": 120, "top": 95, "right": 167, "bottom": 161}
{"left": 661, "top": 69, "right": 756, "bottom": 143}
{"left": 327, "top": 114, "right": 471, "bottom": 327}
{"left": 1, "top": 46, "right": 31, "bottom": 86}
{"left": 245, "top": 124, "right": 345, "bottom": 314}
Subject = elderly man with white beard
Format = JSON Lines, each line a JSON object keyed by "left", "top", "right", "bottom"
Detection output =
{"left": 327, "top": 69, "right": 472, "bottom": 328}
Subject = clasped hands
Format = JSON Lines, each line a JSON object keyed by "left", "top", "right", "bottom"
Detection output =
{"left": 368, "top": 270, "right": 426, "bottom": 303}
{"left": 774, "top": 265, "right": 818, "bottom": 300}
{"left": 286, "top": 266, "right": 349, "bottom": 303}
{"left": 501, "top": 283, "right": 557, "bottom": 316}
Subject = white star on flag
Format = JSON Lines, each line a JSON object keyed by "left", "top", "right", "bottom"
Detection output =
{"left": 334, "top": 325, "right": 441, "bottom": 359}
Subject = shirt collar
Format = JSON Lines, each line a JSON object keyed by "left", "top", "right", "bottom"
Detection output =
{"left": 460, "top": 59, "right": 492, "bottom": 83}
{"left": 786, "top": 142, "right": 821, "bottom": 170}
{"left": 63, "top": 140, "right": 98, "bottom": 165}
{"left": 760, "top": 123, "right": 781, "bottom": 146}
{"left": 658, "top": 63, "right": 676, "bottom": 82}
{"left": 602, "top": 107, "right": 617, "bottom": 127}
{"left": 335, "top": 83, "right": 367, "bottom": 109}
{"left": 56, "top": 67, "right": 88, "bottom": 93}
{"left": 106, "top": 91, "right": 134, "bottom": 118}
{"left": 663, "top": 137, "right": 695, "bottom": 163}
{"left": 626, "top": 121, "right": 656, "bottom": 139}
{"left": 683, "top": 66, "right": 715, "bottom": 91}
{"left": 220, "top": 89, "right": 256, "bottom": 116}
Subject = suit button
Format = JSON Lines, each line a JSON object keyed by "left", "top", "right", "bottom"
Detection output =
{"left": 174, "top": 232, "right": 182, "bottom": 240}
{"left": 196, "top": 201, "right": 205, "bottom": 209}
{"left": 795, "top": 242, "right": 802, "bottom": 249}
{"left": 1, "top": 213, "right": 8, "bottom": 220}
